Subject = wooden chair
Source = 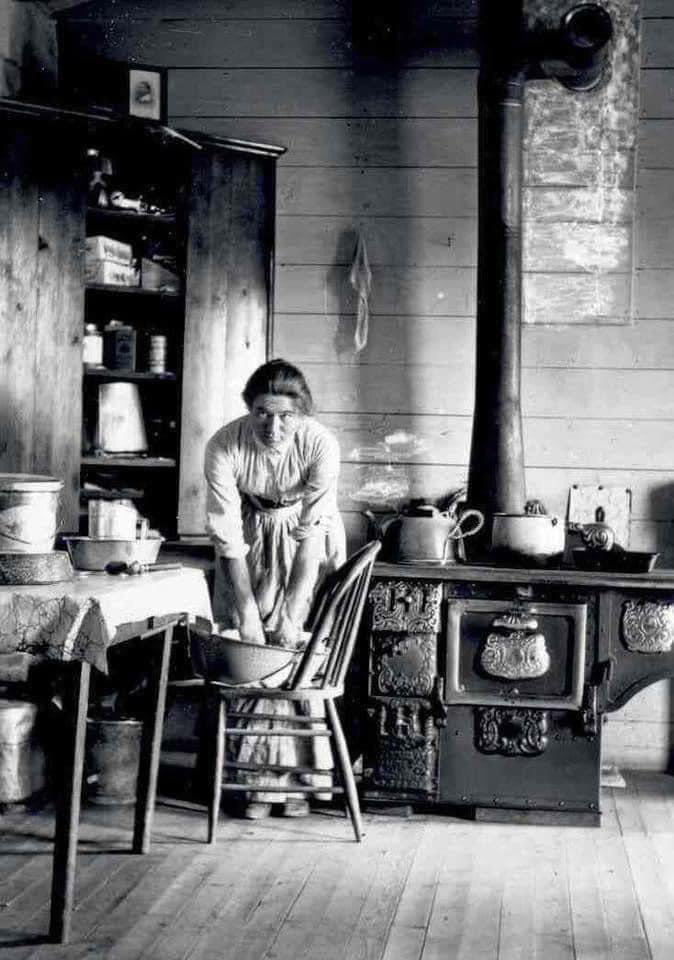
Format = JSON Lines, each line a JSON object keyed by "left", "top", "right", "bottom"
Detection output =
{"left": 201, "top": 540, "right": 381, "bottom": 843}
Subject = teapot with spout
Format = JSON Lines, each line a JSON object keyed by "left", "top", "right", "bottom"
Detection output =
{"left": 363, "top": 501, "right": 484, "bottom": 564}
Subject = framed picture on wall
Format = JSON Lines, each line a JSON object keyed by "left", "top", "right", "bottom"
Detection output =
{"left": 128, "top": 67, "right": 167, "bottom": 123}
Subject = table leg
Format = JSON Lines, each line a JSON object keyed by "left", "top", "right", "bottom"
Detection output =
{"left": 133, "top": 624, "right": 173, "bottom": 854}
{"left": 49, "top": 660, "right": 91, "bottom": 944}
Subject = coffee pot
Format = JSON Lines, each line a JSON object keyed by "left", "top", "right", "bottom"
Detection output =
{"left": 363, "top": 502, "right": 484, "bottom": 564}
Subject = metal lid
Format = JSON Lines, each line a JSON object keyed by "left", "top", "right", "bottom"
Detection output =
{"left": 0, "top": 473, "right": 63, "bottom": 492}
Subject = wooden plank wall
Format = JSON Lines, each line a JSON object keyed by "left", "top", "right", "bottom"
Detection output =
{"left": 58, "top": 0, "right": 674, "bottom": 768}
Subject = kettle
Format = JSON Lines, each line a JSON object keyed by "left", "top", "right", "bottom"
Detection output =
{"left": 364, "top": 502, "right": 484, "bottom": 564}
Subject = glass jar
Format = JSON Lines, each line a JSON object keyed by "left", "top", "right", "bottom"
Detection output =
{"left": 82, "top": 323, "right": 103, "bottom": 367}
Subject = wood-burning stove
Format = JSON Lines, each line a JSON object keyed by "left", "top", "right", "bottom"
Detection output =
{"left": 362, "top": 563, "right": 674, "bottom": 825}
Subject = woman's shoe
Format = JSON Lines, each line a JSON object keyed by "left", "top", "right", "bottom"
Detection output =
{"left": 282, "top": 799, "right": 310, "bottom": 818}
{"left": 244, "top": 801, "right": 272, "bottom": 820}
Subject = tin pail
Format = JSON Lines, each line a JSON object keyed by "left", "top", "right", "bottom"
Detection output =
{"left": 85, "top": 718, "right": 142, "bottom": 805}
{"left": 88, "top": 499, "right": 138, "bottom": 539}
{"left": 0, "top": 474, "right": 62, "bottom": 553}
{"left": 0, "top": 699, "right": 45, "bottom": 803}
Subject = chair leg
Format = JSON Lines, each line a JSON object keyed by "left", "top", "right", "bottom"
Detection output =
{"left": 208, "top": 697, "right": 225, "bottom": 844}
{"left": 325, "top": 699, "right": 363, "bottom": 842}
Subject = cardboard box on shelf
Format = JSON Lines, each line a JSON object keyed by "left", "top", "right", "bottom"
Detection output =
{"left": 85, "top": 259, "right": 139, "bottom": 287}
{"left": 85, "top": 235, "right": 133, "bottom": 265}
{"left": 140, "top": 257, "right": 180, "bottom": 293}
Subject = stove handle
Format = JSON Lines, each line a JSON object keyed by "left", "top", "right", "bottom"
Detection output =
{"left": 430, "top": 676, "right": 448, "bottom": 728}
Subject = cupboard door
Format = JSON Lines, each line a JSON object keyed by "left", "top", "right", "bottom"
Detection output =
{"left": 179, "top": 144, "right": 277, "bottom": 536}
{"left": 0, "top": 111, "right": 85, "bottom": 530}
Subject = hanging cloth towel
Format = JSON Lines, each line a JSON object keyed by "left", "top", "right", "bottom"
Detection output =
{"left": 349, "top": 230, "right": 372, "bottom": 353}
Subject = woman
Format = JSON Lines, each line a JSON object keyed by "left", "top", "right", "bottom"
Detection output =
{"left": 204, "top": 358, "right": 346, "bottom": 819}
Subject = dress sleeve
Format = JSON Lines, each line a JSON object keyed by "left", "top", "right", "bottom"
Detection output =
{"left": 293, "top": 427, "right": 341, "bottom": 542}
{"left": 204, "top": 432, "right": 249, "bottom": 559}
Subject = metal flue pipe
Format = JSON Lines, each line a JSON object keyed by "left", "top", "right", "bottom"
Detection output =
{"left": 465, "top": 1, "right": 613, "bottom": 556}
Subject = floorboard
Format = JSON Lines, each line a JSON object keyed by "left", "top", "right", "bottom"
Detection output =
{"left": 0, "top": 774, "right": 673, "bottom": 960}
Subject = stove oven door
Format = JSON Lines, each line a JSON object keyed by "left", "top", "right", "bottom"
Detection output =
{"left": 439, "top": 597, "right": 601, "bottom": 821}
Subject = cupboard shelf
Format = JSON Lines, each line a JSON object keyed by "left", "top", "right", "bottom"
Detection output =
{"left": 81, "top": 456, "right": 176, "bottom": 469}
{"left": 83, "top": 369, "right": 176, "bottom": 382}
{"left": 86, "top": 207, "right": 177, "bottom": 227}
{"left": 85, "top": 283, "right": 181, "bottom": 298}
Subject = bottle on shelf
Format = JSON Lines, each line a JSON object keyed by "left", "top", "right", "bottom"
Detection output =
{"left": 82, "top": 323, "right": 103, "bottom": 368}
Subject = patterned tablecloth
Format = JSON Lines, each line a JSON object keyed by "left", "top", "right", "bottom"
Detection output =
{"left": 0, "top": 568, "right": 213, "bottom": 674}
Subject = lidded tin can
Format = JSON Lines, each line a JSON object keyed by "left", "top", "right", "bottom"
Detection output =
{"left": 103, "top": 320, "right": 136, "bottom": 371}
{"left": 147, "top": 334, "right": 167, "bottom": 374}
{"left": 0, "top": 473, "right": 62, "bottom": 553}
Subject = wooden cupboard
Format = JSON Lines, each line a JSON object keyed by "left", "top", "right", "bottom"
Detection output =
{"left": 0, "top": 98, "right": 284, "bottom": 539}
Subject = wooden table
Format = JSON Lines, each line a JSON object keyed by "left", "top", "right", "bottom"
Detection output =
{"left": 0, "top": 567, "right": 213, "bottom": 943}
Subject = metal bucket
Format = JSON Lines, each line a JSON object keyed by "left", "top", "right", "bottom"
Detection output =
{"left": 0, "top": 699, "right": 45, "bottom": 803}
{"left": 85, "top": 718, "right": 142, "bottom": 805}
{"left": 0, "top": 474, "right": 62, "bottom": 553}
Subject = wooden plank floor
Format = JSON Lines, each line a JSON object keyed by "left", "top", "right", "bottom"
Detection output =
{"left": 1, "top": 771, "right": 673, "bottom": 960}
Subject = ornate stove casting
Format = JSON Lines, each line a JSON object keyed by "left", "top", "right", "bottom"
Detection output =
{"left": 476, "top": 707, "right": 549, "bottom": 756}
{"left": 480, "top": 608, "right": 550, "bottom": 680}
{"left": 372, "top": 633, "right": 436, "bottom": 697}
{"left": 369, "top": 580, "right": 442, "bottom": 633}
{"left": 622, "top": 601, "right": 674, "bottom": 654}
{"left": 368, "top": 699, "right": 437, "bottom": 794}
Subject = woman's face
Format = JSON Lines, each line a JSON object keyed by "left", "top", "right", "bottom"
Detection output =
{"left": 249, "top": 393, "right": 301, "bottom": 449}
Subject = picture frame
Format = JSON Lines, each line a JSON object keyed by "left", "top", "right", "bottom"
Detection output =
{"left": 128, "top": 66, "right": 167, "bottom": 123}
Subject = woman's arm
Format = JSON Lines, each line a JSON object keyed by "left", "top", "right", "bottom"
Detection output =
{"left": 205, "top": 429, "right": 265, "bottom": 643}
{"left": 283, "top": 535, "right": 323, "bottom": 631}
{"left": 221, "top": 556, "right": 266, "bottom": 645}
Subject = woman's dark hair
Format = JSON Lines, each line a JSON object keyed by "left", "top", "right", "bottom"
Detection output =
{"left": 242, "top": 358, "right": 314, "bottom": 415}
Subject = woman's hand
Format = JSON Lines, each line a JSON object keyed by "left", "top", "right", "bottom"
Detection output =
{"left": 267, "top": 604, "right": 302, "bottom": 647}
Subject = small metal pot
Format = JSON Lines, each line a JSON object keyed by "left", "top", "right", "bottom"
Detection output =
{"left": 491, "top": 512, "right": 565, "bottom": 565}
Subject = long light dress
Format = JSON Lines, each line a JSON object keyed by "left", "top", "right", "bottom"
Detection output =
{"left": 204, "top": 414, "right": 346, "bottom": 804}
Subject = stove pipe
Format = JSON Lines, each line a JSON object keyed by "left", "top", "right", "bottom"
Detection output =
{"left": 465, "top": 2, "right": 613, "bottom": 554}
